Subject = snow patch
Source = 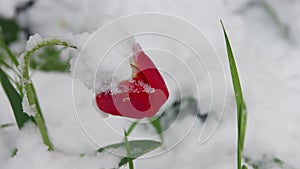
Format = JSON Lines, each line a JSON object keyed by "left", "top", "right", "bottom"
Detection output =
{"left": 69, "top": 32, "right": 135, "bottom": 95}
{"left": 2, "top": 123, "right": 121, "bottom": 169}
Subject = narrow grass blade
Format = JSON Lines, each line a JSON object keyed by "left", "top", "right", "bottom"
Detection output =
{"left": 0, "top": 67, "right": 31, "bottom": 128}
{"left": 221, "top": 20, "right": 248, "bottom": 169}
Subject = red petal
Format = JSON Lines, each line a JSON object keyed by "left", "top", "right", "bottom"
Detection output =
{"left": 96, "top": 91, "right": 121, "bottom": 116}
{"left": 131, "top": 44, "right": 169, "bottom": 98}
{"left": 95, "top": 43, "right": 169, "bottom": 119}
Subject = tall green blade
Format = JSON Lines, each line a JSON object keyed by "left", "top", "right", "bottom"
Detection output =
{"left": 0, "top": 68, "right": 31, "bottom": 128}
{"left": 221, "top": 20, "right": 248, "bottom": 169}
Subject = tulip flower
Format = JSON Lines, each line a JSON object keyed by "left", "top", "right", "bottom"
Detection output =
{"left": 96, "top": 43, "right": 169, "bottom": 119}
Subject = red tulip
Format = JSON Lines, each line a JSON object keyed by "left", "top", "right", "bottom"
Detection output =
{"left": 95, "top": 43, "right": 169, "bottom": 119}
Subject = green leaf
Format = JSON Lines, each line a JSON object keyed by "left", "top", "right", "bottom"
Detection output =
{"left": 0, "top": 67, "right": 32, "bottom": 129}
{"left": 30, "top": 46, "right": 71, "bottom": 72}
{"left": 97, "top": 140, "right": 162, "bottom": 167}
{"left": 0, "top": 17, "right": 20, "bottom": 44}
{"left": 149, "top": 117, "right": 163, "bottom": 141}
{"left": 221, "top": 20, "right": 248, "bottom": 169}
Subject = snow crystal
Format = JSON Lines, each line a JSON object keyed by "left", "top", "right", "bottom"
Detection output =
{"left": 17, "top": 53, "right": 25, "bottom": 75}
{"left": 139, "top": 81, "right": 155, "bottom": 94}
{"left": 22, "top": 97, "right": 36, "bottom": 116}
{"left": 24, "top": 33, "right": 85, "bottom": 54}
{"left": 25, "top": 33, "right": 44, "bottom": 51}
{"left": 116, "top": 79, "right": 156, "bottom": 94}
{"left": 59, "top": 32, "right": 91, "bottom": 51}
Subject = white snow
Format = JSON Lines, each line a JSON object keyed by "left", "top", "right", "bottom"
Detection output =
{"left": 69, "top": 32, "right": 134, "bottom": 95}
{"left": 0, "top": 0, "right": 30, "bottom": 17}
{"left": 21, "top": 96, "right": 36, "bottom": 116}
{"left": 1, "top": 0, "right": 300, "bottom": 169}
{"left": 1, "top": 123, "right": 120, "bottom": 169}
{"left": 25, "top": 33, "right": 44, "bottom": 51}
{"left": 24, "top": 33, "right": 81, "bottom": 51}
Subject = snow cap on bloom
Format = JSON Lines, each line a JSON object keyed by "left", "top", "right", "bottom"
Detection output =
{"left": 96, "top": 43, "right": 169, "bottom": 119}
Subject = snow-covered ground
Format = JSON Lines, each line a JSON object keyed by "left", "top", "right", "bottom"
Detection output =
{"left": 1, "top": 0, "right": 300, "bottom": 169}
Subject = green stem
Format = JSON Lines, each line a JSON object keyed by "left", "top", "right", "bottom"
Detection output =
{"left": 126, "top": 120, "right": 139, "bottom": 136}
{"left": 124, "top": 131, "right": 134, "bottom": 169}
{"left": 34, "top": 111, "right": 53, "bottom": 150}
{"left": 20, "top": 38, "right": 76, "bottom": 151}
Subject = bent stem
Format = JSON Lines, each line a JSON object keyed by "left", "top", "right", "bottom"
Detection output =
{"left": 20, "top": 39, "right": 76, "bottom": 150}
